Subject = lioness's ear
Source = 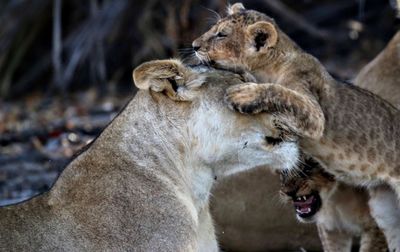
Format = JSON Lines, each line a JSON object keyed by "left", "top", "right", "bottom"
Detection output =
{"left": 133, "top": 59, "right": 188, "bottom": 101}
{"left": 247, "top": 21, "right": 278, "bottom": 51}
{"left": 227, "top": 2, "right": 245, "bottom": 15}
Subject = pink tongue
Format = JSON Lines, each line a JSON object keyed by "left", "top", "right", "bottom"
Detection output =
{"left": 294, "top": 195, "right": 314, "bottom": 208}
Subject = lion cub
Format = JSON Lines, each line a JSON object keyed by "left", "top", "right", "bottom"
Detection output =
{"left": 193, "top": 2, "right": 400, "bottom": 189}
{"left": 193, "top": 4, "right": 400, "bottom": 249}
{"left": 0, "top": 59, "right": 301, "bottom": 251}
{"left": 280, "top": 157, "right": 387, "bottom": 252}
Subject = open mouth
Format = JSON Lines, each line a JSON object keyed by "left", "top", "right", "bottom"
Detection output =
{"left": 292, "top": 192, "right": 321, "bottom": 219}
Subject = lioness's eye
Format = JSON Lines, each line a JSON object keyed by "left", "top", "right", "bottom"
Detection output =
{"left": 216, "top": 32, "right": 227, "bottom": 38}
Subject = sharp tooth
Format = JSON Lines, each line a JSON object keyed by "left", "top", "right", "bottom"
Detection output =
{"left": 307, "top": 208, "right": 311, "bottom": 213}
{"left": 303, "top": 196, "right": 307, "bottom": 201}
{"left": 297, "top": 197, "right": 301, "bottom": 201}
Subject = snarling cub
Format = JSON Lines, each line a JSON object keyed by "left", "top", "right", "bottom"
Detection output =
{"left": 281, "top": 157, "right": 387, "bottom": 251}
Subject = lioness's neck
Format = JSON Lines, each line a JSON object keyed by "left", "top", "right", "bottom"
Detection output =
{"left": 113, "top": 93, "right": 216, "bottom": 210}
{"left": 49, "top": 92, "right": 215, "bottom": 213}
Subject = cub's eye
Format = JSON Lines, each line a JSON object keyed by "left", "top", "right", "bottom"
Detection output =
{"left": 300, "top": 158, "right": 318, "bottom": 176}
{"left": 216, "top": 32, "right": 227, "bottom": 38}
{"left": 265, "top": 136, "right": 282, "bottom": 145}
{"left": 301, "top": 164, "right": 313, "bottom": 175}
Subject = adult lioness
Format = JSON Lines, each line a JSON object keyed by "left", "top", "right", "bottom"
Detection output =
{"left": 355, "top": 31, "right": 400, "bottom": 108}
{"left": 0, "top": 59, "right": 301, "bottom": 251}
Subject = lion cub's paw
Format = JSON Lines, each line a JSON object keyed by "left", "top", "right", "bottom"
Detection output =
{"left": 224, "top": 83, "right": 265, "bottom": 114}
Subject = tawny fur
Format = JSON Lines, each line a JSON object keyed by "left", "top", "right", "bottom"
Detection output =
{"left": 280, "top": 158, "right": 388, "bottom": 252}
{"left": 0, "top": 59, "right": 301, "bottom": 251}
{"left": 354, "top": 31, "right": 400, "bottom": 252}
{"left": 354, "top": 31, "right": 400, "bottom": 109}
{"left": 193, "top": 4, "right": 400, "bottom": 250}
{"left": 193, "top": 3, "right": 400, "bottom": 189}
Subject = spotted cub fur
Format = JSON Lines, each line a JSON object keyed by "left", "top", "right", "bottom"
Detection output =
{"left": 193, "top": 4, "right": 400, "bottom": 250}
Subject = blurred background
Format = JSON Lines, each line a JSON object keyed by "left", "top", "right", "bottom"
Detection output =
{"left": 0, "top": 0, "right": 399, "bottom": 205}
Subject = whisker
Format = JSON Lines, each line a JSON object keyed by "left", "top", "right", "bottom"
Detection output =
{"left": 178, "top": 48, "right": 195, "bottom": 52}
{"left": 275, "top": 191, "right": 291, "bottom": 207}
{"left": 287, "top": 164, "right": 302, "bottom": 180}
{"left": 180, "top": 52, "right": 199, "bottom": 65}
{"left": 181, "top": 43, "right": 195, "bottom": 47}
{"left": 206, "top": 54, "right": 211, "bottom": 65}
{"left": 201, "top": 6, "right": 221, "bottom": 23}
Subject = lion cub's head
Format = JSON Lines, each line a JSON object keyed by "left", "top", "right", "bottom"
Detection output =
{"left": 280, "top": 157, "right": 336, "bottom": 223}
{"left": 192, "top": 3, "right": 296, "bottom": 72}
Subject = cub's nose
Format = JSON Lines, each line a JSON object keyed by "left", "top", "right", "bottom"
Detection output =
{"left": 283, "top": 189, "right": 297, "bottom": 199}
{"left": 280, "top": 184, "right": 299, "bottom": 198}
{"left": 193, "top": 45, "right": 201, "bottom": 51}
{"left": 192, "top": 40, "right": 201, "bottom": 51}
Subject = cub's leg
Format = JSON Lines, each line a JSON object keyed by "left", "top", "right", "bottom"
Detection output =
{"left": 368, "top": 185, "right": 400, "bottom": 252}
{"left": 359, "top": 226, "right": 388, "bottom": 252}
{"left": 317, "top": 224, "right": 352, "bottom": 252}
{"left": 224, "top": 82, "right": 325, "bottom": 140}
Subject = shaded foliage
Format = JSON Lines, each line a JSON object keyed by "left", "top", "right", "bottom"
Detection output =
{"left": 0, "top": 0, "right": 398, "bottom": 99}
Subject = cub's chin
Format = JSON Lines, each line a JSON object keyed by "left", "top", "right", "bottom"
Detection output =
{"left": 291, "top": 191, "right": 322, "bottom": 223}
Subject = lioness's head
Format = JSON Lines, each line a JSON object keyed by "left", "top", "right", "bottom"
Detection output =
{"left": 280, "top": 157, "right": 336, "bottom": 223}
{"left": 192, "top": 3, "right": 297, "bottom": 72}
{"left": 133, "top": 59, "right": 299, "bottom": 177}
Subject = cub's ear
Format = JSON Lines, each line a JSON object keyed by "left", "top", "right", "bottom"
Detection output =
{"left": 133, "top": 59, "right": 188, "bottom": 101}
{"left": 247, "top": 21, "right": 278, "bottom": 52}
{"left": 227, "top": 2, "right": 245, "bottom": 15}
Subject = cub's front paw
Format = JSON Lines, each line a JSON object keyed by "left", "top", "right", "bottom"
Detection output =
{"left": 224, "top": 83, "right": 265, "bottom": 114}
